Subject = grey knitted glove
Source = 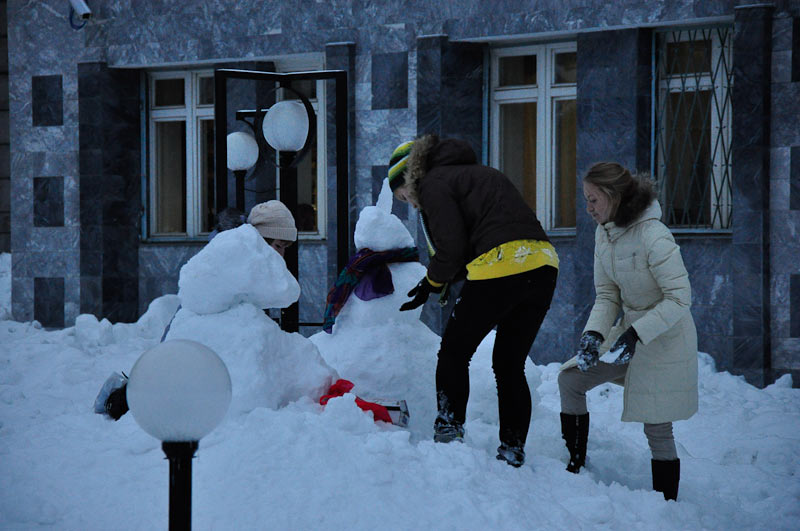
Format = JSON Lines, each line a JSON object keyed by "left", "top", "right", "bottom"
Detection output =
{"left": 576, "top": 331, "right": 604, "bottom": 372}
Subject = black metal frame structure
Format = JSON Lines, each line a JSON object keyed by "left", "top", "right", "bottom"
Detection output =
{"left": 213, "top": 68, "right": 349, "bottom": 332}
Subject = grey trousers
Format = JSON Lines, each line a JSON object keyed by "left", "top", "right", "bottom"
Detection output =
{"left": 558, "top": 362, "right": 678, "bottom": 461}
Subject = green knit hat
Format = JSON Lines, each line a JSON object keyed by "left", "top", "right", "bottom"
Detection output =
{"left": 388, "top": 140, "right": 414, "bottom": 192}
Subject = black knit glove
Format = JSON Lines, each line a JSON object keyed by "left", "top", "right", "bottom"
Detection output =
{"left": 399, "top": 277, "right": 442, "bottom": 311}
{"left": 611, "top": 326, "right": 640, "bottom": 365}
{"left": 576, "top": 331, "right": 604, "bottom": 372}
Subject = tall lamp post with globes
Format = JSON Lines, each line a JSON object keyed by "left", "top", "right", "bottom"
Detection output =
{"left": 214, "top": 68, "right": 350, "bottom": 333}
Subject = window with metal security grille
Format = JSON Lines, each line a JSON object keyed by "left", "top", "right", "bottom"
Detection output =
{"left": 490, "top": 43, "right": 577, "bottom": 232}
{"left": 654, "top": 27, "right": 733, "bottom": 230}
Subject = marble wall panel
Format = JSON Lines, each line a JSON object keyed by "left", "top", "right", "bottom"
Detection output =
{"left": 771, "top": 84, "right": 800, "bottom": 147}
{"left": 773, "top": 338, "right": 800, "bottom": 370}
{"left": 33, "top": 176, "right": 63, "bottom": 227}
{"left": 772, "top": 49, "right": 793, "bottom": 83}
{"left": 733, "top": 335, "right": 764, "bottom": 371}
{"left": 770, "top": 212, "right": 800, "bottom": 247}
{"left": 772, "top": 15, "right": 794, "bottom": 51}
{"left": 791, "top": 274, "right": 800, "bottom": 337}
{"left": 27, "top": 227, "right": 79, "bottom": 254}
{"left": 11, "top": 275, "right": 32, "bottom": 322}
{"left": 793, "top": 16, "right": 800, "bottom": 81}
{"left": 730, "top": 4, "right": 773, "bottom": 384}
{"left": 791, "top": 146, "right": 800, "bottom": 210}
{"left": 770, "top": 148, "right": 790, "bottom": 213}
{"left": 79, "top": 276, "right": 102, "bottom": 316}
{"left": 102, "top": 277, "right": 138, "bottom": 323}
{"left": 298, "top": 241, "right": 327, "bottom": 329}
{"left": 31, "top": 75, "right": 62, "bottom": 126}
{"left": 371, "top": 52, "right": 408, "bottom": 110}
{"left": 12, "top": 250, "right": 78, "bottom": 278}
{"left": 137, "top": 243, "right": 203, "bottom": 315}
{"left": 34, "top": 276, "right": 63, "bottom": 327}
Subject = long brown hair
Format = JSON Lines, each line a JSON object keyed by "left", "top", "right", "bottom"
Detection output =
{"left": 583, "top": 162, "right": 656, "bottom": 227}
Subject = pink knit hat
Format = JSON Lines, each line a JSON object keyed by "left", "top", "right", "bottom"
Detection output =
{"left": 247, "top": 200, "right": 297, "bottom": 241}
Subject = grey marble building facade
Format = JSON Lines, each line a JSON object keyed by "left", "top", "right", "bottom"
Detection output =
{"left": 6, "top": 0, "right": 800, "bottom": 387}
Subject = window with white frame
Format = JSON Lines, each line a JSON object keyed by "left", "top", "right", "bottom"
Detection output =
{"left": 146, "top": 68, "right": 327, "bottom": 239}
{"left": 490, "top": 43, "right": 577, "bottom": 231}
{"left": 148, "top": 71, "right": 216, "bottom": 238}
{"left": 654, "top": 26, "right": 732, "bottom": 229}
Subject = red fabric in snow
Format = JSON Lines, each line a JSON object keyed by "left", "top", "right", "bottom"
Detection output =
{"left": 319, "top": 379, "right": 393, "bottom": 424}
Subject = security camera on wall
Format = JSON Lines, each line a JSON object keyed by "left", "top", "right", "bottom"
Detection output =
{"left": 69, "top": 0, "right": 92, "bottom": 20}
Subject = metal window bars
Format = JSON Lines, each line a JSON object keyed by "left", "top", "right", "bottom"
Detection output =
{"left": 654, "top": 26, "right": 733, "bottom": 230}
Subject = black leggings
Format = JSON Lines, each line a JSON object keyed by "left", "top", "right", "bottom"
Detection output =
{"left": 435, "top": 266, "right": 557, "bottom": 448}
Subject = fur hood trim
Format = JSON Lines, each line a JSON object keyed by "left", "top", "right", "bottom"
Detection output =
{"left": 403, "top": 134, "right": 438, "bottom": 204}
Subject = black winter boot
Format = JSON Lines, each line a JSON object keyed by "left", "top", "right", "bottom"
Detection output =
{"left": 496, "top": 443, "right": 525, "bottom": 468}
{"left": 433, "top": 417, "right": 464, "bottom": 443}
{"left": 652, "top": 459, "right": 680, "bottom": 501}
{"left": 560, "top": 412, "right": 589, "bottom": 473}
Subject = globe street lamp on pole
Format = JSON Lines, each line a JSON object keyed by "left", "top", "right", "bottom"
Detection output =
{"left": 214, "top": 68, "right": 351, "bottom": 329}
{"left": 225, "top": 131, "right": 260, "bottom": 212}
{"left": 127, "top": 339, "right": 232, "bottom": 531}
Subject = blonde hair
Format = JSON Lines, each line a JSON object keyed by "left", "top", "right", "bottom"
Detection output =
{"left": 584, "top": 162, "right": 655, "bottom": 226}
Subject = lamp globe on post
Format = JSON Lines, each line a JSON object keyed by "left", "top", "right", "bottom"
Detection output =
{"left": 226, "top": 131, "right": 260, "bottom": 212}
{"left": 261, "top": 99, "right": 310, "bottom": 153}
{"left": 261, "top": 99, "right": 312, "bottom": 333}
{"left": 127, "top": 339, "right": 232, "bottom": 531}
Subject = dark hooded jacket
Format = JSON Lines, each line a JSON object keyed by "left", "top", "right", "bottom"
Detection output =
{"left": 405, "top": 135, "right": 549, "bottom": 284}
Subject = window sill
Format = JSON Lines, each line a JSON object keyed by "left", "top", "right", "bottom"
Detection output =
{"left": 669, "top": 228, "right": 732, "bottom": 239}
{"left": 546, "top": 228, "right": 577, "bottom": 240}
{"left": 140, "top": 237, "right": 210, "bottom": 246}
{"left": 298, "top": 233, "right": 327, "bottom": 243}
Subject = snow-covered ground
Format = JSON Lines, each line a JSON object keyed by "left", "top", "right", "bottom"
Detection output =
{"left": 0, "top": 187, "right": 798, "bottom": 530}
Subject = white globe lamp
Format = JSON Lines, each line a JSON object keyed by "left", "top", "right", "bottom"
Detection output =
{"left": 127, "top": 339, "right": 232, "bottom": 530}
{"left": 262, "top": 100, "right": 310, "bottom": 152}
{"left": 226, "top": 131, "right": 260, "bottom": 171}
{"left": 128, "top": 339, "right": 231, "bottom": 442}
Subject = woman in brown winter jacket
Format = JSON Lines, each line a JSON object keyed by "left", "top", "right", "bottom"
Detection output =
{"left": 389, "top": 134, "right": 558, "bottom": 467}
{"left": 558, "top": 161, "right": 698, "bottom": 501}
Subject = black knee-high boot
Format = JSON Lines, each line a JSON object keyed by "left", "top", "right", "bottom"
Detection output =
{"left": 652, "top": 459, "right": 680, "bottom": 501}
{"left": 560, "top": 412, "right": 589, "bottom": 473}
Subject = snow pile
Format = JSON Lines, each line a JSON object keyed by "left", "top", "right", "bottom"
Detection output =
{"left": 178, "top": 224, "right": 299, "bottom": 314}
{"left": 168, "top": 224, "right": 336, "bottom": 414}
{"left": 73, "top": 295, "right": 181, "bottom": 350}
{"left": 0, "top": 187, "right": 798, "bottom": 530}
{"left": 2, "top": 315, "right": 797, "bottom": 530}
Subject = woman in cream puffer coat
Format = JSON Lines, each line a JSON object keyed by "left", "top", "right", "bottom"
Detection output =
{"left": 558, "top": 162, "right": 697, "bottom": 501}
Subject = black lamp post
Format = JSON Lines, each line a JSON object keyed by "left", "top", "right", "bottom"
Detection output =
{"left": 214, "top": 69, "right": 350, "bottom": 333}
{"left": 127, "top": 340, "right": 232, "bottom": 531}
{"left": 162, "top": 441, "right": 198, "bottom": 531}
